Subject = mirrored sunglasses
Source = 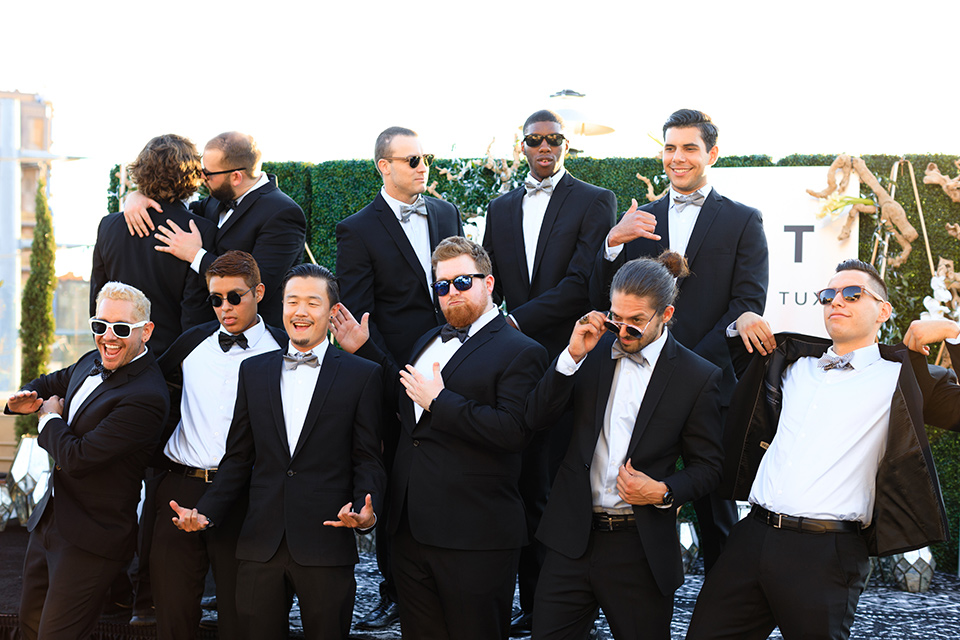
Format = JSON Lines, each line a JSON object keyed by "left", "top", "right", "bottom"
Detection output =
{"left": 433, "top": 274, "right": 485, "bottom": 297}
{"left": 523, "top": 133, "right": 566, "bottom": 147}
{"left": 815, "top": 285, "right": 884, "bottom": 305}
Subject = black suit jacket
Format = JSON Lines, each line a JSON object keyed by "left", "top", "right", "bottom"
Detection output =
{"left": 591, "top": 188, "right": 768, "bottom": 402}
{"left": 5, "top": 350, "right": 169, "bottom": 561}
{"left": 190, "top": 175, "right": 306, "bottom": 327}
{"left": 335, "top": 193, "right": 462, "bottom": 365}
{"left": 91, "top": 201, "right": 216, "bottom": 355}
{"left": 357, "top": 313, "right": 548, "bottom": 551}
{"left": 483, "top": 172, "right": 616, "bottom": 358}
{"left": 196, "top": 346, "right": 386, "bottom": 567}
{"left": 526, "top": 332, "right": 723, "bottom": 596}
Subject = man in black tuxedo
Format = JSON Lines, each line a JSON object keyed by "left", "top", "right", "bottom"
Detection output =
{"left": 482, "top": 109, "right": 617, "bottom": 631}
{"left": 149, "top": 251, "right": 286, "bottom": 640}
{"left": 5, "top": 282, "right": 169, "bottom": 640}
{"left": 591, "top": 109, "right": 768, "bottom": 571}
{"left": 335, "top": 127, "right": 462, "bottom": 628}
{"left": 687, "top": 260, "right": 960, "bottom": 639}
{"left": 526, "top": 253, "right": 723, "bottom": 639}
{"left": 123, "top": 131, "right": 306, "bottom": 327}
{"left": 91, "top": 134, "right": 215, "bottom": 355}
{"left": 171, "top": 264, "right": 386, "bottom": 640}
{"left": 331, "top": 236, "right": 548, "bottom": 640}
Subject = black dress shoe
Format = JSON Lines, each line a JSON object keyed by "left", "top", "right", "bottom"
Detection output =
{"left": 355, "top": 598, "right": 399, "bottom": 630}
{"left": 129, "top": 609, "right": 156, "bottom": 626}
{"left": 509, "top": 611, "right": 533, "bottom": 637}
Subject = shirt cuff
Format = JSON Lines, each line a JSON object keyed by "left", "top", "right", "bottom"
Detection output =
{"left": 725, "top": 321, "right": 738, "bottom": 338}
{"left": 190, "top": 248, "right": 207, "bottom": 274}
{"left": 603, "top": 233, "right": 624, "bottom": 261}
{"left": 946, "top": 329, "right": 960, "bottom": 344}
{"left": 359, "top": 513, "right": 377, "bottom": 533}
{"left": 38, "top": 412, "right": 61, "bottom": 433}
{"left": 556, "top": 347, "right": 585, "bottom": 376}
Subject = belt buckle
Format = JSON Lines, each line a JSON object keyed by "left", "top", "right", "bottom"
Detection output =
{"left": 203, "top": 468, "right": 214, "bottom": 483}
{"left": 772, "top": 512, "right": 783, "bottom": 529}
{"left": 596, "top": 514, "right": 613, "bottom": 531}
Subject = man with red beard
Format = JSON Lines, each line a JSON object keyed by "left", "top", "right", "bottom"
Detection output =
{"left": 5, "top": 282, "right": 168, "bottom": 640}
{"left": 332, "top": 236, "right": 548, "bottom": 640}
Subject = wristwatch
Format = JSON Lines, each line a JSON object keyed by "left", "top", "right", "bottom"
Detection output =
{"left": 661, "top": 484, "right": 674, "bottom": 507}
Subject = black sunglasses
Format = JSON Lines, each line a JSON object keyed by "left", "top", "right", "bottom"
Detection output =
{"left": 208, "top": 286, "right": 254, "bottom": 308}
{"left": 89, "top": 318, "right": 148, "bottom": 338}
{"left": 382, "top": 154, "right": 435, "bottom": 169}
{"left": 603, "top": 312, "right": 652, "bottom": 339}
{"left": 202, "top": 167, "right": 247, "bottom": 177}
{"left": 433, "top": 274, "right": 485, "bottom": 297}
{"left": 815, "top": 285, "right": 884, "bottom": 305}
{"left": 523, "top": 133, "right": 566, "bottom": 147}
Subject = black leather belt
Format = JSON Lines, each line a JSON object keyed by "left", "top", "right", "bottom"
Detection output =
{"left": 166, "top": 460, "right": 217, "bottom": 483}
{"left": 751, "top": 505, "right": 860, "bottom": 534}
{"left": 592, "top": 513, "right": 636, "bottom": 531}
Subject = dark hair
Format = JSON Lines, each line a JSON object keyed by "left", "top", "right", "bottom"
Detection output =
{"left": 610, "top": 250, "right": 690, "bottom": 315}
{"left": 206, "top": 250, "right": 261, "bottom": 289}
{"left": 523, "top": 109, "right": 564, "bottom": 133}
{"left": 431, "top": 236, "right": 492, "bottom": 276}
{"left": 127, "top": 134, "right": 203, "bottom": 201}
{"left": 835, "top": 259, "right": 887, "bottom": 300}
{"left": 662, "top": 109, "right": 718, "bottom": 150}
{"left": 205, "top": 132, "right": 261, "bottom": 180}
{"left": 375, "top": 126, "right": 418, "bottom": 167}
{"left": 282, "top": 263, "right": 339, "bottom": 305}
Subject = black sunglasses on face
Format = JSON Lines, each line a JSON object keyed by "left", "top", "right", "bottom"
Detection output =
{"left": 523, "top": 133, "right": 566, "bottom": 147}
{"left": 208, "top": 286, "right": 254, "bottom": 307}
{"left": 202, "top": 167, "right": 247, "bottom": 177}
{"left": 382, "top": 154, "right": 435, "bottom": 169}
{"left": 815, "top": 285, "right": 884, "bottom": 305}
{"left": 433, "top": 274, "right": 485, "bottom": 297}
{"left": 603, "top": 312, "right": 653, "bottom": 339}
{"left": 89, "top": 318, "right": 148, "bottom": 338}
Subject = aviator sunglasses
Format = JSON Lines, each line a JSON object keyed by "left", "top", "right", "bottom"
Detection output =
{"left": 208, "top": 286, "right": 255, "bottom": 308}
{"left": 814, "top": 285, "right": 884, "bottom": 305}
{"left": 432, "top": 274, "right": 485, "bottom": 297}
{"left": 603, "top": 312, "right": 653, "bottom": 339}
{"left": 89, "top": 318, "right": 148, "bottom": 338}
{"left": 382, "top": 154, "right": 435, "bottom": 169}
{"left": 523, "top": 133, "right": 566, "bottom": 147}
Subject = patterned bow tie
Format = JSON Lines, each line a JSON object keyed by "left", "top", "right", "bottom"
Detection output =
{"left": 440, "top": 323, "right": 470, "bottom": 344}
{"left": 817, "top": 352, "right": 854, "bottom": 371}
{"left": 283, "top": 352, "right": 320, "bottom": 370}
{"left": 673, "top": 191, "right": 706, "bottom": 212}
{"left": 611, "top": 341, "right": 649, "bottom": 368}
{"left": 524, "top": 174, "right": 555, "bottom": 196}
{"left": 216, "top": 198, "right": 240, "bottom": 215}
{"left": 218, "top": 331, "right": 249, "bottom": 353}
{"left": 399, "top": 197, "right": 428, "bottom": 223}
{"left": 89, "top": 359, "right": 115, "bottom": 381}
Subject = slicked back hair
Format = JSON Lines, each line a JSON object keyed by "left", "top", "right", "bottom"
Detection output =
{"left": 663, "top": 109, "right": 719, "bottom": 150}
{"left": 610, "top": 251, "right": 690, "bottom": 316}
{"left": 431, "top": 236, "right": 492, "bottom": 276}
{"left": 835, "top": 259, "right": 888, "bottom": 300}
{"left": 282, "top": 263, "right": 340, "bottom": 305}
{"left": 206, "top": 250, "right": 262, "bottom": 289}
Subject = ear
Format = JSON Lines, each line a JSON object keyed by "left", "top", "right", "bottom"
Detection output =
{"left": 484, "top": 274, "right": 495, "bottom": 295}
{"left": 707, "top": 145, "right": 720, "bottom": 167}
{"left": 141, "top": 321, "right": 155, "bottom": 344}
{"left": 878, "top": 301, "right": 893, "bottom": 324}
{"left": 377, "top": 158, "right": 390, "bottom": 179}
{"left": 661, "top": 305, "right": 675, "bottom": 325}
{"left": 254, "top": 283, "right": 265, "bottom": 303}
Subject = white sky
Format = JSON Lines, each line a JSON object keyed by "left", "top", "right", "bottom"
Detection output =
{"left": 5, "top": 0, "right": 959, "bottom": 275}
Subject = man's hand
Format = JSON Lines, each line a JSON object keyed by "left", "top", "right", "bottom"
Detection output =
{"left": 122, "top": 191, "right": 162, "bottom": 238}
{"left": 607, "top": 198, "right": 661, "bottom": 248}
{"left": 155, "top": 219, "right": 203, "bottom": 263}
{"left": 329, "top": 305, "right": 369, "bottom": 354}
{"left": 903, "top": 318, "right": 960, "bottom": 355}
{"left": 569, "top": 311, "right": 607, "bottom": 362}
{"left": 323, "top": 493, "right": 376, "bottom": 529}
{"left": 399, "top": 362, "right": 443, "bottom": 411}
{"left": 736, "top": 311, "right": 776, "bottom": 355}
{"left": 6, "top": 390, "right": 42, "bottom": 415}
{"left": 170, "top": 500, "right": 210, "bottom": 532}
{"left": 616, "top": 459, "right": 668, "bottom": 506}
{"left": 40, "top": 395, "right": 64, "bottom": 418}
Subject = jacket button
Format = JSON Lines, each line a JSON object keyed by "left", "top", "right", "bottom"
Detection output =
{"left": 55, "top": 465, "right": 61, "bottom": 471}
{"left": 413, "top": 440, "right": 420, "bottom": 447}
{"left": 287, "top": 470, "right": 295, "bottom": 477}
{"left": 583, "top": 464, "right": 589, "bottom": 470}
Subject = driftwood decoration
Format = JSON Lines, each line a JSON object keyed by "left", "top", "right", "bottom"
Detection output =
{"left": 923, "top": 161, "right": 960, "bottom": 203}
{"left": 636, "top": 173, "right": 668, "bottom": 202}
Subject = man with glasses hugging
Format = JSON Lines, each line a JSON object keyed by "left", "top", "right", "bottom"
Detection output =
{"left": 148, "top": 251, "right": 286, "bottom": 640}
{"left": 524, "top": 251, "right": 723, "bottom": 640}
{"left": 331, "top": 236, "right": 547, "bottom": 640}
{"left": 5, "top": 282, "right": 169, "bottom": 640}
{"left": 686, "top": 259, "right": 960, "bottom": 640}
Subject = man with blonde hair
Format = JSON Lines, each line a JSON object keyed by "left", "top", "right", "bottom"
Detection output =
{"left": 5, "top": 282, "right": 169, "bottom": 640}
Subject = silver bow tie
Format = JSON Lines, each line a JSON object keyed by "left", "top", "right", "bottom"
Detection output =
{"left": 611, "top": 341, "right": 649, "bottom": 368}
{"left": 399, "top": 197, "right": 428, "bottom": 223}
{"left": 524, "top": 174, "right": 555, "bottom": 196}
{"left": 283, "top": 352, "right": 320, "bottom": 370}
{"left": 817, "top": 352, "right": 854, "bottom": 371}
{"left": 673, "top": 191, "right": 706, "bottom": 212}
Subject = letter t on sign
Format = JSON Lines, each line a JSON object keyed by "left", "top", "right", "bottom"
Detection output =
{"left": 783, "top": 226, "right": 815, "bottom": 263}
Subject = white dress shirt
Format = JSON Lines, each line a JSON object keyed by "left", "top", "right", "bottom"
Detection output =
{"left": 280, "top": 340, "right": 329, "bottom": 457}
{"left": 381, "top": 187, "right": 433, "bottom": 293}
{"left": 190, "top": 172, "right": 271, "bottom": 273}
{"left": 604, "top": 184, "right": 712, "bottom": 261}
{"left": 522, "top": 168, "right": 566, "bottom": 282}
{"left": 556, "top": 328, "right": 669, "bottom": 513}
{"left": 163, "top": 318, "right": 281, "bottom": 469}
{"left": 410, "top": 306, "right": 500, "bottom": 423}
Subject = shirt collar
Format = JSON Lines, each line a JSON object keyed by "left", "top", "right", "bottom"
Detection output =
{"left": 461, "top": 306, "right": 500, "bottom": 339}
{"left": 639, "top": 326, "right": 669, "bottom": 369}
{"left": 286, "top": 337, "right": 330, "bottom": 362}
{"left": 669, "top": 184, "right": 712, "bottom": 208}
{"left": 825, "top": 343, "right": 880, "bottom": 369}
{"left": 233, "top": 172, "right": 269, "bottom": 205}
{"left": 218, "top": 315, "right": 266, "bottom": 344}
{"left": 380, "top": 187, "right": 425, "bottom": 221}
{"left": 525, "top": 167, "right": 566, "bottom": 188}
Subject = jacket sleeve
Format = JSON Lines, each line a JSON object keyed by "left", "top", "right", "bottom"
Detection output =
{"left": 350, "top": 363, "right": 388, "bottom": 523}
{"left": 910, "top": 341, "right": 960, "bottom": 432}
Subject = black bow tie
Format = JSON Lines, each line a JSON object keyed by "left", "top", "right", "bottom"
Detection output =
{"left": 89, "top": 359, "right": 115, "bottom": 380}
{"left": 218, "top": 332, "right": 249, "bottom": 352}
{"left": 216, "top": 198, "right": 240, "bottom": 215}
{"left": 440, "top": 324, "right": 470, "bottom": 344}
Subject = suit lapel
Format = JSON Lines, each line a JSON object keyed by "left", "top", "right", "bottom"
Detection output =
{"left": 403, "top": 326, "right": 444, "bottom": 433}
{"left": 216, "top": 177, "right": 277, "bottom": 241}
{"left": 267, "top": 352, "right": 290, "bottom": 452}
{"left": 626, "top": 334, "right": 677, "bottom": 454}
{"left": 652, "top": 195, "right": 671, "bottom": 254}
{"left": 291, "top": 348, "right": 339, "bottom": 460}
{"left": 583, "top": 337, "right": 619, "bottom": 462}
{"left": 531, "top": 173, "right": 573, "bottom": 283}
{"left": 439, "top": 317, "right": 498, "bottom": 380}
{"left": 375, "top": 195, "right": 431, "bottom": 297}
{"left": 682, "top": 189, "right": 722, "bottom": 276}
{"left": 63, "top": 352, "right": 97, "bottom": 418}
{"left": 501, "top": 189, "right": 530, "bottom": 297}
